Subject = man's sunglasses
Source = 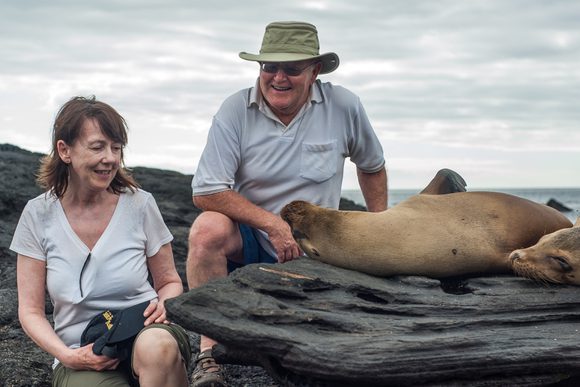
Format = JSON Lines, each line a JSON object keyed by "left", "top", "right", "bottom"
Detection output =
{"left": 260, "top": 61, "right": 318, "bottom": 77}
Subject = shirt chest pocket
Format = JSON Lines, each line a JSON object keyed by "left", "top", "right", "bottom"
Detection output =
{"left": 300, "top": 141, "right": 338, "bottom": 183}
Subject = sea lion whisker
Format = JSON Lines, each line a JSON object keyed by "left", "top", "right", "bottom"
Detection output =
{"left": 518, "top": 266, "right": 560, "bottom": 287}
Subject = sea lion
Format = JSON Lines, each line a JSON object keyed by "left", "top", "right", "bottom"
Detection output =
{"left": 510, "top": 218, "right": 580, "bottom": 285}
{"left": 280, "top": 169, "right": 574, "bottom": 283}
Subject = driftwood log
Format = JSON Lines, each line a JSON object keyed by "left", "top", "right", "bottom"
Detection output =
{"left": 166, "top": 258, "right": 580, "bottom": 386}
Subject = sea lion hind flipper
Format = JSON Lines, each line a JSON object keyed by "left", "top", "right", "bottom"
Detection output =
{"left": 420, "top": 168, "right": 467, "bottom": 195}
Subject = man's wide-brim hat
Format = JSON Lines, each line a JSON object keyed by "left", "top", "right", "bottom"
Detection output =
{"left": 239, "top": 21, "right": 340, "bottom": 74}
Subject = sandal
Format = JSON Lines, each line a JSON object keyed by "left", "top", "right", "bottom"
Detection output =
{"left": 191, "top": 349, "right": 227, "bottom": 387}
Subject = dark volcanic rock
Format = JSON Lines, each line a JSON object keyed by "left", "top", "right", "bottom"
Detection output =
{"left": 338, "top": 197, "right": 366, "bottom": 211}
{"left": 0, "top": 144, "right": 53, "bottom": 385}
{"left": 547, "top": 198, "right": 573, "bottom": 212}
{"left": 167, "top": 258, "right": 580, "bottom": 386}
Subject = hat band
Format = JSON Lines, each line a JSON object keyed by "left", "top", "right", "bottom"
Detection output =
{"left": 261, "top": 43, "right": 319, "bottom": 56}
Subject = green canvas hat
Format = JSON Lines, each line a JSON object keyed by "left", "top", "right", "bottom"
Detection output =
{"left": 239, "top": 21, "right": 339, "bottom": 74}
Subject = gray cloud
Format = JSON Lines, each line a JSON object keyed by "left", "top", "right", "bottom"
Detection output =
{"left": 0, "top": 0, "right": 578, "bottom": 188}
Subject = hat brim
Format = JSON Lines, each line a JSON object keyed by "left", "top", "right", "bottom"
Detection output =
{"left": 239, "top": 51, "right": 339, "bottom": 74}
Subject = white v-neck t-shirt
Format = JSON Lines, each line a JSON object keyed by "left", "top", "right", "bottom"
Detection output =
{"left": 10, "top": 189, "right": 172, "bottom": 354}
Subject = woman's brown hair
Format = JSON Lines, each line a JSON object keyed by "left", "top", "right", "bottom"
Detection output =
{"left": 36, "top": 96, "right": 139, "bottom": 197}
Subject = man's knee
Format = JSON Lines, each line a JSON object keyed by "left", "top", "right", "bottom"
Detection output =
{"left": 187, "top": 212, "right": 241, "bottom": 264}
{"left": 189, "top": 212, "right": 231, "bottom": 248}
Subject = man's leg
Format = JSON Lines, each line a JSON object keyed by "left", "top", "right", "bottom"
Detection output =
{"left": 186, "top": 211, "right": 243, "bottom": 387}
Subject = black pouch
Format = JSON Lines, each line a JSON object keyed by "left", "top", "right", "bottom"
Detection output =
{"left": 80, "top": 300, "right": 149, "bottom": 361}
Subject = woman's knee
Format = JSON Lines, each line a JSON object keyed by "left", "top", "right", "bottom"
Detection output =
{"left": 133, "top": 328, "right": 181, "bottom": 369}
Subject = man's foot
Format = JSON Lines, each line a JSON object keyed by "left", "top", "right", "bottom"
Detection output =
{"left": 191, "top": 349, "right": 227, "bottom": 387}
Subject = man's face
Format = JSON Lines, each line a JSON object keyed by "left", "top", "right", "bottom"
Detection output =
{"left": 258, "top": 60, "right": 321, "bottom": 125}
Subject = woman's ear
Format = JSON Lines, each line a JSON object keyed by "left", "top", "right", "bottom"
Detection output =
{"left": 57, "top": 140, "right": 71, "bottom": 164}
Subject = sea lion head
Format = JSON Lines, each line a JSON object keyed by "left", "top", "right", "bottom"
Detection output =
{"left": 509, "top": 218, "right": 580, "bottom": 285}
{"left": 280, "top": 200, "right": 337, "bottom": 260}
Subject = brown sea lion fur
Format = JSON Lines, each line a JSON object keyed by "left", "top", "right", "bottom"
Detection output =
{"left": 281, "top": 170, "right": 574, "bottom": 282}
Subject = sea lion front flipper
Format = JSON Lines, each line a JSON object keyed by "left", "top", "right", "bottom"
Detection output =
{"left": 420, "top": 168, "right": 467, "bottom": 195}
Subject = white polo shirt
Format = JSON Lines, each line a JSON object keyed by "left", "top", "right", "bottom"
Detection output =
{"left": 192, "top": 79, "right": 385, "bottom": 255}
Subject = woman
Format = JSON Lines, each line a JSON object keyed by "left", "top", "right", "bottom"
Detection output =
{"left": 10, "top": 96, "right": 191, "bottom": 387}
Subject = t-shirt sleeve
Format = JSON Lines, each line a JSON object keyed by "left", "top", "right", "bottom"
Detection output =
{"left": 348, "top": 97, "right": 386, "bottom": 173}
{"left": 9, "top": 200, "right": 47, "bottom": 261}
{"left": 191, "top": 94, "right": 243, "bottom": 196}
{"left": 142, "top": 194, "right": 173, "bottom": 257}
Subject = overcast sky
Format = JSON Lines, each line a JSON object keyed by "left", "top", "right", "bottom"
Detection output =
{"left": 1, "top": 0, "right": 578, "bottom": 189}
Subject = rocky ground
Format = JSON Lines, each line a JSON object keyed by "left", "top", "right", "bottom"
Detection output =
{"left": 0, "top": 143, "right": 364, "bottom": 386}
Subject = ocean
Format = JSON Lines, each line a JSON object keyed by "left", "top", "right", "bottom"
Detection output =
{"left": 341, "top": 188, "right": 580, "bottom": 223}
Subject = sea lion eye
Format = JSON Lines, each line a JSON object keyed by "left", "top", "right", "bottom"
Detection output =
{"left": 550, "top": 256, "right": 572, "bottom": 273}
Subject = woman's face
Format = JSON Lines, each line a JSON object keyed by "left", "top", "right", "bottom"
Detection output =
{"left": 58, "top": 118, "right": 122, "bottom": 194}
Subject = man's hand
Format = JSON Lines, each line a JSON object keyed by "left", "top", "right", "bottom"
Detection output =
{"left": 268, "top": 217, "right": 302, "bottom": 263}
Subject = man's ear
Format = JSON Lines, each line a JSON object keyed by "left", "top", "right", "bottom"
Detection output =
{"left": 310, "top": 62, "right": 322, "bottom": 84}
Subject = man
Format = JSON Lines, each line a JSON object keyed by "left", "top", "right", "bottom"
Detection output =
{"left": 187, "top": 21, "right": 388, "bottom": 387}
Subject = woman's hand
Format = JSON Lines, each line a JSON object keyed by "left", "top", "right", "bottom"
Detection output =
{"left": 144, "top": 301, "right": 169, "bottom": 325}
{"left": 60, "top": 344, "right": 120, "bottom": 371}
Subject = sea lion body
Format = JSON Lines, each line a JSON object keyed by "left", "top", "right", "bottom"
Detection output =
{"left": 281, "top": 191, "right": 573, "bottom": 280}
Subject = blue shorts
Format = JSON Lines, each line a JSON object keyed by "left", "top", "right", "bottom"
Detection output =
{"left": 227, "top": 224, "right": 277, "bottom": 273}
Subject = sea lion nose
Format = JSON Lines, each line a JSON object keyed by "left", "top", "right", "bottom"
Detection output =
{"left": 510, "top": 251, "right": 520, "bottom": 262}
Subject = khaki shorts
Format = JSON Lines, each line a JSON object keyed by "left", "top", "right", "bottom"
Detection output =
{"left": 53, "top": 323, "right": 191, "bottom": 387}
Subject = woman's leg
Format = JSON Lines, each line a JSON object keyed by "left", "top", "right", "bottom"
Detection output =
{"left": 52, "top": 363, "right": 130, "bottom": 387}
{"left": 132, "top": 324, "right": 191, "bottom": 387}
